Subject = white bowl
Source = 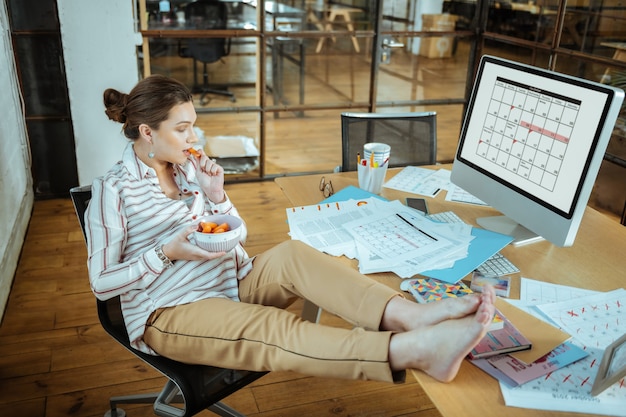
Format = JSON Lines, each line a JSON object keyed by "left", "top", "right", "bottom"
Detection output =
{"left": 192, "top": 214, "right": 243, "bottom": 252}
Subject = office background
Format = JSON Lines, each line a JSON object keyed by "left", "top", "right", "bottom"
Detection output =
{"left": 1, "top": 0, "right": 625, "bottom": 343}
{"left": 0, "top": 1, "right": 625, "bottom": 415}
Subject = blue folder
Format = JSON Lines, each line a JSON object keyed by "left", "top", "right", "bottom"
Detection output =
{"left": 320, "top": 185, "right": 387, "bottom": 204}
{"left": 419, "top": 227, "right": 513, "bottom": 283}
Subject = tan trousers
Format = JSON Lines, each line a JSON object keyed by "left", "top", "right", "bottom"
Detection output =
{"left": 143, "top": 240, "right": 403, "bottom": 382}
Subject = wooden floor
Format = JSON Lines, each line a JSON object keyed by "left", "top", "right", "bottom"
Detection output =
{"left": 0, "top": 180, "right": 443, "bottom": 417}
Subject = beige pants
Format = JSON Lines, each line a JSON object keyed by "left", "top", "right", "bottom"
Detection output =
{"left": 143, "top": 240, "right": 403, "bottom": 382}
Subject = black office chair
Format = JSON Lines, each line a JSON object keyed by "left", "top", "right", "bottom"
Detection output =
{"left": 179, "top": 0, "right": 235, "bottom": 105}
{"left": 69, "top": 185, "right": 266, "bottom": 417}
{"left": 339, "top": 111, "right": 438, "bottom": 172}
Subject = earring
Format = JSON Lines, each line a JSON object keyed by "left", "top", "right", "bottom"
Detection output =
{"left": 148, "top": 151, "right": 155, "bottom": 159}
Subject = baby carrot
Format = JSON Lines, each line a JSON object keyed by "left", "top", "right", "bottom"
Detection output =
{"left": 200, "top": 221, "right": 218, "bottom": 233}
{"left": 213, "top": 223, "right": 230, "bottom": 233}
{"left": 198, "top": 221, "right": 229, "bottom": 234}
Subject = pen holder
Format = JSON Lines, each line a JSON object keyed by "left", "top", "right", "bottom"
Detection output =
{"left": 363, "top": 142, "right": 391, "bottom": 166}
{"left": 358, "top": 161, "right": 388, "bottom": 194}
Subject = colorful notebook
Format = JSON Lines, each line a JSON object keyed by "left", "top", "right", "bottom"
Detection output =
{"left": 470, "top": 341, "right": 588, "bottom": 387}
{"left": 400, "top": 277, "right": 473, "bottom": 303}
{"left": 400, "top": 277, "right": 504, "bottom": 330}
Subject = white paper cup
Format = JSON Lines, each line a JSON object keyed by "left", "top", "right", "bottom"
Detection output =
{"left": 358, "top": 162, "right": 388, "bottom": 194}
{"left": 363, "top": 143, "right": 391, "bottom": 166}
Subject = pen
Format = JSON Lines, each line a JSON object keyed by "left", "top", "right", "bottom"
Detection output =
{"left": 369, "top": 151, "right": 374, "bottom": 168}
{"left": 396, "top": 213, "right": 438, "bottom": 241}
{"left": 357, "top": 152, "right": 361, "bottom": 165}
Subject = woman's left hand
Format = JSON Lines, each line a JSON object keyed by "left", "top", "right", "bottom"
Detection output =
{"left": 193, "top": 149, "right": 225, "bottom": 203}
{"left": 162, "top": 225, "right": 226, "bottom": 261}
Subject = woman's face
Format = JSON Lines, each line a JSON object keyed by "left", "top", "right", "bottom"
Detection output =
{"left": 150, "top": 101, "right": 198, "bottom": 165}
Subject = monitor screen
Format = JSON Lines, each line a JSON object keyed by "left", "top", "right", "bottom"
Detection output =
{"left": 451, "top": 55, "right": 624, "bottom": 247}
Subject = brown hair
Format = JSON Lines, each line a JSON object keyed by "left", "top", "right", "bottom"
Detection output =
{"left": 103, "top": 75, "right": 193, "bottom": 140}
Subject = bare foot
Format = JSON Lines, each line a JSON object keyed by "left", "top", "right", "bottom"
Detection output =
{"left": 410, "top": 294, "right": 482, "bottom": 328}
{"left": 388, "top": 285, "right": 496, "bottom": 382}
{"left": 382, "top": 288, "right": 488, "bottom": 332}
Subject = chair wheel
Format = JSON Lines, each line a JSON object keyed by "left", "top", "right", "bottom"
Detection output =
{"left": 104, "top": 408, "right": 126, "bottom": 417}
{"left": 200, "top": 94, "right": 212, "bottom": 106}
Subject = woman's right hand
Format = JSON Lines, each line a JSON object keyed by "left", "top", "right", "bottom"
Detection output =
{"left": 161, "top": 225, "right": 226, "bottom": 261}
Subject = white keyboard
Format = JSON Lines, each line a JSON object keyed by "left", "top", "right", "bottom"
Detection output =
{"left": 476, "top": 252, "right": 520, "bottom": 276}
{"left": 427, "top": 211, "right": 465, "bottom": 224}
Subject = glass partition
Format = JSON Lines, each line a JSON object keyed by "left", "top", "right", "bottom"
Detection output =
{"left": 136, "top": 0, "right": 626, "bottom": 190}
{"left": 146, "top": 35, "right": 258, "bottom": 109}
{"left": 376, "top": 37, "right": 473, "bottom": 103}
{"left": 264, "top": 109, "right": 342, "bottom": 175}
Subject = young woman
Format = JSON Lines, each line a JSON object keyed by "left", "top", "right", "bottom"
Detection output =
{"left": 85, "top": 74, "right": 495, "bottom": 385}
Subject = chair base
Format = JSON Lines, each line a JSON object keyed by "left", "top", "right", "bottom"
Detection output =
{"left": 103, "top": 401, "right": 245, "bottom": 417}
{"left": 208, "top": 402, "right": 248, "bottom": 417}
{"left": 104, "top": 379, "right": 249, "bottom": 417}
{"left": 192, "top": 59, "right": 236, "bottom": 106}
{"left": 104, "top": 391, "right": 160, "bottom": 417}
{"left": 104, "top": 408, "right": 127, "bottom": 417}
{"left": 191, "top": 85, "right": 236, "bottom": 106}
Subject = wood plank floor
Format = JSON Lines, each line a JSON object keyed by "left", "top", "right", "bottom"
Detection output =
{"left": 0, "top": 180, "right": 442, "bottom": 417}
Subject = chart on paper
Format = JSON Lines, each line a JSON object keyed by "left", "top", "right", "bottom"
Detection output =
{"left": 476, "top": 77, "right": 580, "bottom": 192}
{"left": 344, "top": 211, "right": 455, "bottom": 264}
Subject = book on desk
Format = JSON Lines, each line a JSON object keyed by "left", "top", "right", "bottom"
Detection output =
{"left": 468, "top": 312, "right": 532, "bottom": 360}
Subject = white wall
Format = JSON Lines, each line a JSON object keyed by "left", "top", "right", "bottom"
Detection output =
{"left": 57, "top": 0, "right": 141, "bottom": 186}
{"left": 0, "top": 2, "right": 34, "bottom": 320}
{"left": 0, "top": 0, "right": 140, "bottom": 319}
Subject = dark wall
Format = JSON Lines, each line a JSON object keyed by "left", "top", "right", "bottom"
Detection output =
{"left": 7, "top": 0, "right": 78, "bottom": 199}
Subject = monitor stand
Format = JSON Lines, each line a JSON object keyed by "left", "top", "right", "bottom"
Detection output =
{"left": 476, "top": 216, "right": 544, "bottom": 247}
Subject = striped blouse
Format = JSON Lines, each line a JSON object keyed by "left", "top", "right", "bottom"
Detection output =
{"left": 85, "top": 143, "right": 253, "bottom": 355}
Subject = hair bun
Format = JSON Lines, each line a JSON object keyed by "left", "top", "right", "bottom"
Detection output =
{"left": 103, "top": 88, "right": 128, "bottom": 124}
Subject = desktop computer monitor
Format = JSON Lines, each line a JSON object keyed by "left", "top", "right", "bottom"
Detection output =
{"left": 451, "top": 55, "right": 624, "bottom": 247}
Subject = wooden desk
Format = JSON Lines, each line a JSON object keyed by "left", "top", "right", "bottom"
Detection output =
{"left": 275, "top": 166, "right": 626, "bottom": 417}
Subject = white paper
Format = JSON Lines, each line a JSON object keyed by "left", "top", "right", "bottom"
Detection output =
{"left": 499, "top": 279, "right": 626, "bottom": 416}
{"left": 445, "top": 183, "right": 489, "bottom": 206}
{"left": 286, "top": 198, "right": 472, "bottom": 278}
{"left": 286, "top": 198, "right": 381, "bottom": 258}
{"left": 382, "top": 166, "right": 447, "bottom": 197}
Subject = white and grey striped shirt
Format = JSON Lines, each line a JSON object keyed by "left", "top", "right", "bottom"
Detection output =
{"left": 85, "top": 143, "right": 253, "bottom": 355}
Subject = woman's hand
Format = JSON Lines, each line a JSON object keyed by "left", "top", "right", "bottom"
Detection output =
{"left": 161, "top": 225, "right": 226, "bottom": 262}
{"left": 192, "top": 149, "right": 225, "bottom": 204}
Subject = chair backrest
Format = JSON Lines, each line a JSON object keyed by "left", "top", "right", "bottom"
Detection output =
{"left": 340, "top": 111, "right": 437, "bottom": 172}
{"left": 185, "top": 0, "right": 228, "bottom": 63}
{"left": 69, "top": 185, "right": 267, "bottom": 417}
{"left": 69, "top": 185, "right": 92, "bottom": 242}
